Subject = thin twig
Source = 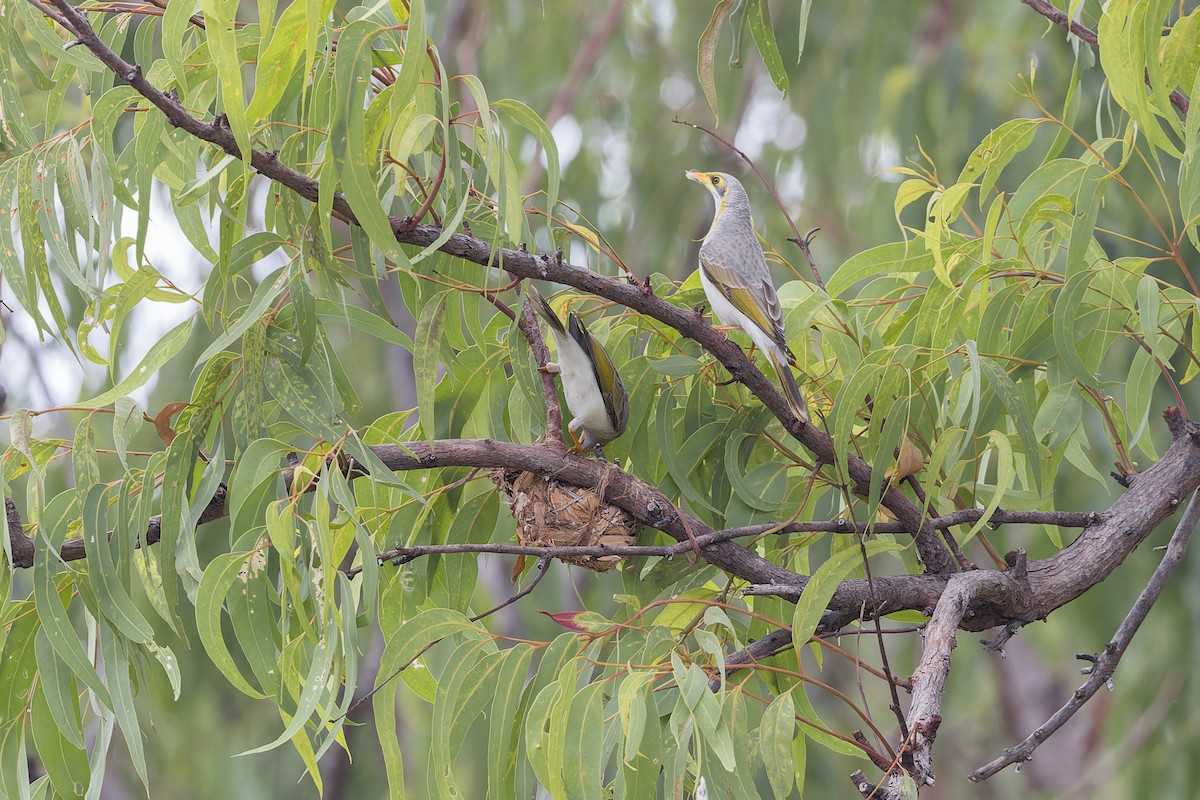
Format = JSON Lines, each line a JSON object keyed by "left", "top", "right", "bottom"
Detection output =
{"left": 968, "top": 490, "right": 1200, "bottom": 782}
{"left": 470, "top": 556, "right": 551, "bottom": 622}
{"left": 859, "top": 538, "right": 910, "bottom": 747}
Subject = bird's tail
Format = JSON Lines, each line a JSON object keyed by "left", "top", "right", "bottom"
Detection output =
{"left": 768, "top": 349, "right": 809, "bottom": 424}
{"left": 524, "top": 285, "right": 566, "bottom": 335}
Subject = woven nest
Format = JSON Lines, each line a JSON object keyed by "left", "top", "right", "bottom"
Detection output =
{"left": 490, "top": 469, "right": 638, "bottom": 572}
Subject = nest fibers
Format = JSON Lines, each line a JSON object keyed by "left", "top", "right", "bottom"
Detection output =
{"left": 490, "top": 469, "right": 639, "bottom": 572}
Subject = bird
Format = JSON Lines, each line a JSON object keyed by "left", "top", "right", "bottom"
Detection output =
{"left": 685, "top": 170, "right": 809, "bottom": 424}
{"left": 524, "top": 285, "right": 629, "bottom": 457}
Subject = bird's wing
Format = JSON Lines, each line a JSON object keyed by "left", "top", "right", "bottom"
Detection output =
{"left": 568, "top": 312, "right": 628, "bottom": 433}
{"left": 699, "top": 254, "right": 792, "bottom": 358}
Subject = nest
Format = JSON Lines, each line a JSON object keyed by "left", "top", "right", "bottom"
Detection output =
{"left": 490, "top": 469, "right": 638, "bottom": 572}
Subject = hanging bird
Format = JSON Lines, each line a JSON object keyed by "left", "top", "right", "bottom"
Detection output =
{"left": 525, "top": 285, "right": 629, "bottom": 457}
{"left": 686, "top": 170, "right": 809, "bottom": 424}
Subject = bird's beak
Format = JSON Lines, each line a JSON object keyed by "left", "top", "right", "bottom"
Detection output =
{"left": 685, "top": 170, "right": 707, "bottom": 184}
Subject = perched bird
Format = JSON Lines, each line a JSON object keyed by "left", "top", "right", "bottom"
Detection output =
{"left": 525, "top": 285, "right": 629, "bottom": 457}
{"left": 686, "top": 170, "right": 809, "bottom": 424}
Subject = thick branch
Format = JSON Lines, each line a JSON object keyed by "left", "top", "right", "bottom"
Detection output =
{"left": 5, "top": 487, "right": 227, "bottom": 568}
{"left": 351, "top": 440, "right": 801, "bottom": 585}
{"left": 968, "top": 490, "right": 1200, "bottom": 782}
{"left": 5, "top": 498, "right": 33, "bottom": 567}
{"left": 895, "top": 551, "right": 1034, "bottom": 790}
{"left": 39, "top": 0, "right": 955, "bottom": 575}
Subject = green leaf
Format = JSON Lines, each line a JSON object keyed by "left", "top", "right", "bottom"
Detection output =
{"left": 979, "top": 358, "right": 1042, "bottom": 488}
{"left": 487, "top": 644, "right": 534, "bottom": 799}
{"left": 331, "top": 19, "right": 406, "bottom": 261}
{"left": 247, "top": 0, "right": 335, "bottom": 126}
{"left": 747, "top": 0, "right": 788, "bottom": 96}
{"left": 562, "top": 681, "right": 605, "bottom": 800}
{"left": 99, "top": 624, "right": 148, "bottom": 789}
{"left": 374, "top": 609, "right": 477, "bottom": 793}
{"left": 827, "top": 241, "right": 932, "bottom": 297}
{"left": 82, "top": 485, "right": 155, "bottom": 644}
{"left": 431, "top": 642, "right": 503, "bottom": 794}
{"left": 389, "top": 0, "right": 425, "bottom": 114}
{"left": 33, "top": 494, "right": 113, "bottom": 711}
{"left": 79, "top": 317, "right": 193, "bottom": 407}
{"left": 196, "top": 549, "right": 269, "bottom": 699}
{"left": 792, "top": 683, "right": 866, "bottom": 759}
{"left": 1097, "top": 0, "right": 1182, "bottom": 157}
{"left": 198, "top": 0, "right": 252, "bottom": 159}
{"left": 1052, "top": 270, "right": 1101, "bottom": 387}
{"left": 30, "top": 683, "right": 89, "bottom": 799}
{"left": 796, "top": 0, "right": 813, "bottom": 61}
{"left": 963, "top": 431, "right": 1015, "bottom": 542}
{"left": 194, "top": 265, "right": 290, "bottom": 367}
{"left": 415, "top": 293, "right": 448, "bottom": 442}
{"left": 494, "top": 98, "right": 560, "bottom": 239}
{"left": 761, "top": 690, "right": 796, "bottom": 799}
{"left": 238, "top": 609, "right": 336, "bottom": 756}
{"left": 698, "top": 0, "right": 735, "bottom": 122}
{"left": 648, "top": 354, "right": 702, "bottom": 376}
{"left": 33, "top": 630, "right": 84, "bottom": 751}
{"left": 89, "top": 87, "right": 141, "bottom": 208}
{"left": 958, "top": 118, "right": 1039, "bottom": 204}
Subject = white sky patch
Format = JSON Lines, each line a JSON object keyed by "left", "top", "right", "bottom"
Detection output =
{"left": 861, "top": 131, "right": 903, "bottom": 182}
{"left": 659, "top": 73, "right": 695, "bottom": 112}
{"left": 550, "top": 114, "right": 582, "bottom": 170}
{"left": 777, "top": 163, "right": 807, "bottom": 207}
{"left": 735, "top": 77, "right": 808, "bottom": 161}
{"left": 630, "top": 0, "right": 676, "bottom": 44}
{"left": 595, "top": 128, "right": 632, "bottom": 231}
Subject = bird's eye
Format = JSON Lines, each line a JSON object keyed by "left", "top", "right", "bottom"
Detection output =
{"left": 710, "top": 175, "right": 722, "bottom": 187}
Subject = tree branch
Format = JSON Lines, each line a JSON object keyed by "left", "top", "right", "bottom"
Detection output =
{"left": 891, "top": 550, "right": 1035, "bottom": 790}
{"left": 968, "top": 489, "right": 1200, "bottom": 782}
{"left": 5, "top": 487, "right": 227, "bottom": 569}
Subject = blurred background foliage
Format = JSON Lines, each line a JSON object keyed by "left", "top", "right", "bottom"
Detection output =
{"left": 2, "top": 0, "right": 1199, "bottom": 798}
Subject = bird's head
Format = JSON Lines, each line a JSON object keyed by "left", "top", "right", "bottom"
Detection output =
{"left": 686, "top": 170, "right": 750, "bottom": 219}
